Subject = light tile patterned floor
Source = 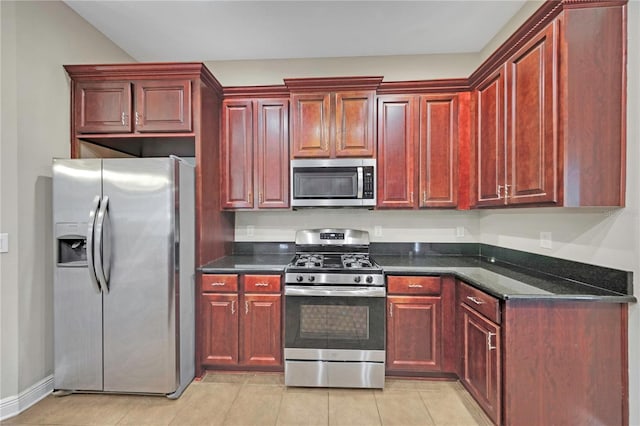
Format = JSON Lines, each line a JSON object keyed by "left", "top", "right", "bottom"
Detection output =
{"left": 2, "top": 373, "right": 492, "bottom": 425}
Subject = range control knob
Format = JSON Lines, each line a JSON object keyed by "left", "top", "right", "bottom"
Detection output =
{"left": 365, "top": 276, "right": 374, "bottom": 284}
{"left": 308, "top": 275, "right": 315, "bottom": 282}
{"left": 296, "top": 275, "right": 303, "bottom": 282}
{"left": 353, "top": 276, "right": 362, "bottom": 283}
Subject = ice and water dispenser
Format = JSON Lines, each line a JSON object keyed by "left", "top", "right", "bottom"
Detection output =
{"left": 56, "top": 223, "right": 87, "bottom": 266}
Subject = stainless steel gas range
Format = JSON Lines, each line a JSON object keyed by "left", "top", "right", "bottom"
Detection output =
{"left": 284, "top": 229, "right": 385, "bottom": 389}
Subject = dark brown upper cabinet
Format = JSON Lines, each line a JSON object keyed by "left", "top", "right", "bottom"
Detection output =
{"left": 377, "top": 93, "right": 463, "bottom": 209}
{"left": 74, "top": 79, "right": 192, "bottom": 134}
{"left": 472, "top": 3, "right": 626, "bottom": 207}
{"left": 220, "top": 98, "right": 289, "bottom": 210}
{"left": 285, "top": 77, "right": 382, "bottom": 158}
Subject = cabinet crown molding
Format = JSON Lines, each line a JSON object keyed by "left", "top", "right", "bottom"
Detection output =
{"left": 284, "top": 76, "right": 383, "bottom": 91}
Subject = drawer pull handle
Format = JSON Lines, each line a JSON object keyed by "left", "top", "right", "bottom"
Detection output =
{"left": 245, "top": 301, "right": 249, "bottom": 314}
{"left": 209, "top": 282, "right": 226, "bottom": 286}
{"left": 231, "top": 300, "right": 235, "bottom": 315}
{"left": 467, "top": 296, "right": 484, "bottom": 305}
{"left": 255, "top": 282, "right": 270, "bottom": 287}
{"left": 488, "top": 332, "right": 497, "bottom": 350}
{"left": 389, "top": 302, "right": 393, "bottom": 317}
{"left": 408, "top": 284, "right": 423, "bottom": 288}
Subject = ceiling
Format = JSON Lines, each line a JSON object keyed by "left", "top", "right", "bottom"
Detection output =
{"left": 64, "top": 1, "right": 528, "bottom": 62}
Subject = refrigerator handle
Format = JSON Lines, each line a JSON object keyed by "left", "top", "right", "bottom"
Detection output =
{"left": 94, "top": 195, "right": 111, "bottom": 294}
{"left": 86, "top": 195, "right": 102, "bottom": 293}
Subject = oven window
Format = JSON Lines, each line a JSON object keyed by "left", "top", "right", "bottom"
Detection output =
{"left": 285, "top": 296, "right": 385, "bottom": 351}
{"left": 300, "top": 305, "right": 369, "bottom": 340}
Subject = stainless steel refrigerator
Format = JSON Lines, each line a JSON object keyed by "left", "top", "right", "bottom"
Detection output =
{"left": 52, "top": 157, "right": 195, "bottom": 398}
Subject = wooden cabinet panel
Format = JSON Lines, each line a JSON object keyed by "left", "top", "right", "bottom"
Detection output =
{"left": 387, "top": 296, "right": 441, "bottom": 372}
{"left": 291, "top": 93, "right": 331, "bottom": 157}
{"left": 242, "top": 294, "right": 282, "bottom": 366}
{"left": 201, "top": 293, "right": 239, "bottom": 365}
{"left": 461, "top": 303, "right": 501, "bottom": 425}
{"left": 134, "top": 80, "right": 192, "bottom": 133}
{"left": 75, "top": 81, "right": 132, "bottom": 134}
{"left": 458, "top": 281, "right": 500, "bottom": 324}
{"left": 244, "top": 274, "right": 281, "bottom": 293}
{"left": 475, "top": 67, "right": 506, "bottom": 207}
{"left": 335, "top": 91, "right": 375, "bottom": 157}
{"left": 221, "top": 100, "right": 254, "bottom": 209}
{"left": 377, "top": 95, "right": 417, "bottom": 208}
{"left": 419, "top": 94, "right": 458, "bottom": 207}
{"left": 202, "top": 274, "right": 239, "bottom": 293}
{"left": 387, "top": 276, "right": 441, "bottom": 295}
{"left": 256, "top": 99, "right": 289, "bottom": 208}
{"left": 506, "top": 23, "right": 557, "bottom": 205}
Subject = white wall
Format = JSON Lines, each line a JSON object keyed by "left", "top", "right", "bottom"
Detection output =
{"left": 0, "top": 0, "right": 132, "bottom": 402}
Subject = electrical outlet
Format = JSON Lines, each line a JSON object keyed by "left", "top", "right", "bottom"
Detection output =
{"left": 247, "top": 226, "right": 255, "bottom": 237}
{"left": 456, "top": 226, "right": 465, "bottom": 238}
{"left": 374, "top": 226, "right": 382, "bottom": 237}
{"left": 540, "top": 231, "right": 552, "bottom": 249}
{"left": 0, "top": 233, "right": 8, "bottom": 253}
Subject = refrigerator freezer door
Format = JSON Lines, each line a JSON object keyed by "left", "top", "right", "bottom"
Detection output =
{"left": 52, "top": 159, "right": 103, "bottom": 391}
{"left": 101, "top": 158, "right": 178, "bottom": 394}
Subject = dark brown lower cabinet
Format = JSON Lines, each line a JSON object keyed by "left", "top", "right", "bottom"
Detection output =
{"left": 460, "top": 303, "right": 501, "bottom": 425}
{"left": 387, "top": 296, "right": 441, "bottom": 372}
{"left": 200, "top": 274, "right": 282, "bottom": 371}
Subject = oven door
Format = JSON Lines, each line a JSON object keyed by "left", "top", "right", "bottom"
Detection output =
{"left": 284, "top": 286, "right": 385, "bottom": 352}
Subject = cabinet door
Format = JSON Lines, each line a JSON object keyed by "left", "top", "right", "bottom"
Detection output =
{"left": 75, "top": 81, "right": 132, "bottom": 134}
{"left": 377, "top": 95, "right": 417, "bottom": 208}
{"left": 201, "top": 294, "right": 239, "bottom": 365}
{"left": 134, "top": 80, "right": 192, "bottom": 132}
{"left": 221, "top": 100, "right": 254, "bottom": 209}
{"left": 506, "top": 23, "right": 558, "bottom": 205}
{"left": 241, "top": 294, "right": 282, "bottom": 367}
{"left": 475, "top": 67, "right": 506, "bottom": 207}
{"left": 419, "top": 94, "right": 458, "bottom": 208}
{"left": 387, "top": 296, "right": 441, "bottom": 372}
{"left": 461, "top": 303, "right": 501, "bottom": 425}
{"left": 291, "top": 93, "right": 331, "bottom": 157}
{"left": 335, "top": 91, "right": 376, "bottom": 157}
{"left": 256, "top": 99, "right": 290, "bottom": 208}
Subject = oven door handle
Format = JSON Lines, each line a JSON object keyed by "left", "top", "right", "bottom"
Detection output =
{"left": 285, "top": 286, "right": 386, "bottom": 297}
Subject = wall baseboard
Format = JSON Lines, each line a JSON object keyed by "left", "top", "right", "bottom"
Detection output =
{"left": 0, "top": 375, "right": 53, "bottom": 421}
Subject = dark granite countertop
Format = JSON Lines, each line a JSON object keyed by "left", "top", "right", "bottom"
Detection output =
{"left": 199, "top": 251, "right": 636, "bottom": 303}
{"left": 374, "top": 255, "right": 636, "bottom": 302}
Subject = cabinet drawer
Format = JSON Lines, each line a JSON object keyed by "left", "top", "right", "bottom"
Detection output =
{"left": 201, "top": 274, "right": 238, "bottom": 292}
{"left": 244, "top": 275, "right": 281, "bottom": 293}
{"left": 387, "top": 276, "right": 441, "bottom": 295}
{"left": 458, "top": 281, "right": 500, "bottom": 324}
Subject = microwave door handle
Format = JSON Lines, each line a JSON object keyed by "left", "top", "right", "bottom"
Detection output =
{"left": 357, "top": 167, "right": 363, "bottom": 199}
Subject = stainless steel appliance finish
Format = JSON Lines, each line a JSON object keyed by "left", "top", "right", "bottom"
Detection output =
{"left": 290, "top": 159, "right": 376, "bottom": 208}
{"left": 284, "top": 229, "right": 385, "bottom": 389}
{"left": 53, "top": 157, "right": 195, "bottom": 398}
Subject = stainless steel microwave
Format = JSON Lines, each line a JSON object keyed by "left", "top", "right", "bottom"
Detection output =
{"left": 290, "top": 158, "right": 376, "bottom": 208}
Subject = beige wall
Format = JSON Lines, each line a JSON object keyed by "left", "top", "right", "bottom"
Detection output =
{"left": 0, "top": 0, "right": 132, "bottom": 400}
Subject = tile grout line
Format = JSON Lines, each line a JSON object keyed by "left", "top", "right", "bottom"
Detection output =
{"left": 417, "top": 390, "right": 438, "bottom": 426}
